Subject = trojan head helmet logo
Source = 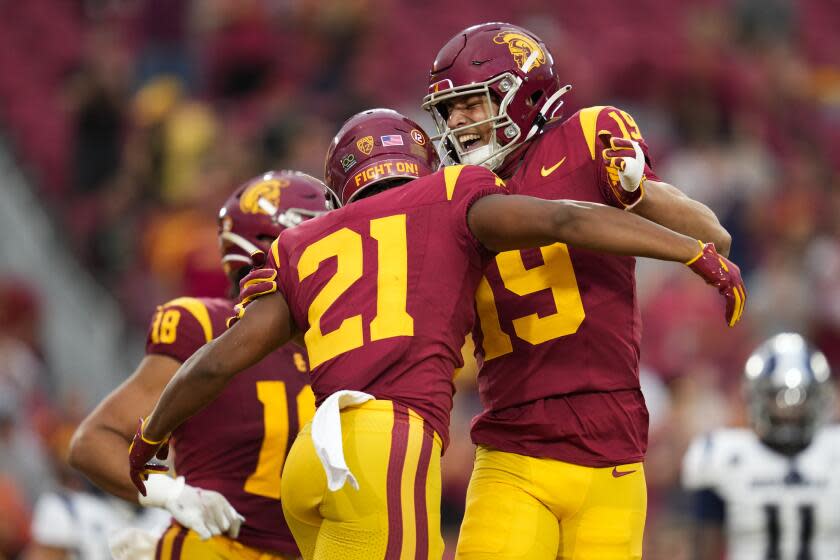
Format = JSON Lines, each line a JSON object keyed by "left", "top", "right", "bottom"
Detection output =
{"left": 493, "top": 31, "right": 545, "bottom": 71}
{"left": 239, "top": 178, "right": 289, "bottom": 215}
{"left": 356, "top": 135, "right": 374, "bottom": 156}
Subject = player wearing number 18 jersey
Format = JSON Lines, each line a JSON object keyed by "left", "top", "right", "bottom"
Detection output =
{"left": 129, "top": 109, "right": 743, "bottom": 560}
{"left": 143, "top": 297, "right": 312, "bottom": 559}
{"left": 423, "top": 22, "right": 742, "bottom": 559}
{"left": 70, "top": 171, "right": 325, "bottom": 559}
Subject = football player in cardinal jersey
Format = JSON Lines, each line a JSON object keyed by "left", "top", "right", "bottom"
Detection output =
{"left": 422, "top": 22, "right": 743, "bottom": 560}
{"left": 69, "top": 171, "right": 326, "bottom": 559}
{"left": 683, "top": 333, "right": 840, "bottom": 560}
{"left": 126, "top": 109, "right": 743, "bottom": 560}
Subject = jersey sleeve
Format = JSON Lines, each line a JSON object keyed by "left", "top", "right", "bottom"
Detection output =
{"left": 30, "top": 493, "right": 79, "bottom": 549}
{"left": 266, "top": 235, "right": 295, "bottom": 303}
{"left": 443, "top": 164, "right": 509, "bottom": 249}
{"left": 145, "top": 297, "right": 215, "bottom": 362}
{"left": 576, "top": 105, "right": 660, "bottom": 208}
{"left": 682, "top": 432, "right": 720, "bottom": 491}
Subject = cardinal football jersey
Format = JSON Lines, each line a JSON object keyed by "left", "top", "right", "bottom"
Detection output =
{"left": 264, "top": 164, "right": 507, "bottom": 448}
{"left": 683, "top": 426, "right": 840, "bottom": 560}
{"left": 145, "top": 296, "right": 313, "bottom": 555}
{"left": 471, "top": 106, "right": 661, "bottom": 467}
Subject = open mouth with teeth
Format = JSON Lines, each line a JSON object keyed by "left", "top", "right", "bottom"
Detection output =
{"left": 458, "top": 133, "right": 483, "bottom": 152}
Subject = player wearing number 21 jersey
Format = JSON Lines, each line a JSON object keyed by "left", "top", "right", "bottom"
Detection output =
{"left": 423, "top": 22, "right": 743, "bottom": 559}
{"left": 70, "top": 171, "right": 326, "bottom": 559}
{"left": 129, "top": 109, "right": 743, "bottom": 560}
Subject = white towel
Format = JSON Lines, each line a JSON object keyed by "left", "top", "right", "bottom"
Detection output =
{"left": 311, "top": 390, "right": 375, "bottom": 491}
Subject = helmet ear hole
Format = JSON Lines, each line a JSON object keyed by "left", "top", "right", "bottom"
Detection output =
{"left": 528, "top": 90, "right": 544, "bottom": 107}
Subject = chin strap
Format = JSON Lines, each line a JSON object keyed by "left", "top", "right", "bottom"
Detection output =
{"left": 525, "top": 84, "right": 572, "bottom": 142}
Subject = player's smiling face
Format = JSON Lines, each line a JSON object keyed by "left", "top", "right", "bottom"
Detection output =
{"left": 444, "top": 94, "right": 499, "bottom": 153}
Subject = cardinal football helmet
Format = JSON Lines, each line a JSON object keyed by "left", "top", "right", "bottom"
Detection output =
{"left": 324, "top": 108, "right": 439, "bottom": 208}
{"left": 744, "top": 333, "right": 834, "bottom": 456}
{"left": 422, "top": 22, "right": 569, "bottom": 172}
{"left": 218, "top": 170, "right": 326, "bottom": 281}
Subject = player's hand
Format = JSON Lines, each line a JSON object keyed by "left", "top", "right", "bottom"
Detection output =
{"left": 249, "top": 249, "right": 266, "bottom": 268}
{"left": 227, "top": 252, "right": 278, "bottom": 327}
{"left": 140, "top": 474, "right": 246, "bottom": 540}
{"left": 238, "top": 263, "right": 278, "bottom": 306}
{"left": 599, "top": 131, "right": 647, "bottom": 208}
{"left": 128, "top": 418, "right": 170, "bottom": 496}
{"left": 685, "top": 242, "right": 747, "bottom": 327}
{"left": 599, "top": 131, "right": 646, "bottom": 192}
{"left": 198, "top": 487, "right": 245, "bottom": 539}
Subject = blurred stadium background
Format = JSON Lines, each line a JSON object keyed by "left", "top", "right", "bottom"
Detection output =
{"left": 0, "top": 0, "right": 838, "bottom": 557}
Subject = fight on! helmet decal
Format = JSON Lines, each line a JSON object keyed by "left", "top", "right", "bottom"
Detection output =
{"left": 351, "top": 159, "right": 423, "bottom": 192}
{"left": 324, "top": 108, "right": 440, "bottom": 206}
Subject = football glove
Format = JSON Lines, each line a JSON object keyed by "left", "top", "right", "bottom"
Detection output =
{"left": 685, "top": 241, "right": 747, "bottom": 327}
{"left": 139, "top": 474, "right": 245, "bottom": 541}
{"left": 128, "top": 418, "right": 170, "bottom": 496}
{"left": 599, "top": 131, "right": 646, "bottom": 207}
{"left": 227, "top": 252, "right": 278, "bottom": 327}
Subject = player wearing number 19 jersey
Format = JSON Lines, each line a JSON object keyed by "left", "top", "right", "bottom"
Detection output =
{"left": 70, "top": 171, "right": 326, "bottom": 559}
{"left": 129, "top": 109, "right": 742, "bottom": 560}
{"left": 424, "top": 22, "right": 740, "bottom": 559}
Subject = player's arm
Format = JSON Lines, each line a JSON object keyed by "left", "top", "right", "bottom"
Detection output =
{"left": 631, "top": 180, "right": 732, "bottom": 257}
{"left": 69, "top": 354, "right": 180, "bottom": 502}
{"left": 132, "top": 293, "right": 294, "bottom": 492}
{"left": 469, "top": 193, "right": 702, "bottom": 261}
{"left": 71, "top": 335, "right": 247, "bottom": 539}
{"left": 689, "top": 490, "right": 726, "bottom": 560}
{"left": 592, "top": 109, "right": 731, "bottom": 256}
{"left": 469, "top": 194, "right": 745, "bottom": 326}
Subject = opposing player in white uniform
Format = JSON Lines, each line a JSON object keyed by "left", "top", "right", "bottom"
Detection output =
{"left": 682, "top": 333, "right": 840, "bottom": 560}
{"left": 27, "top": 489, "right": 169, "bottom": 559}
